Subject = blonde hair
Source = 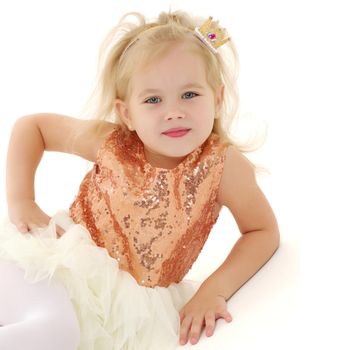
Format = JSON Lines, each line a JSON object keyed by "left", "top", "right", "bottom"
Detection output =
{"left": 77, "top": 10, "right": 269, "bottom": 175}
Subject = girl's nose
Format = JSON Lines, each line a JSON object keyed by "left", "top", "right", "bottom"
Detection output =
{"left": 164, "top": 111, "right": 186, "bottom": 120}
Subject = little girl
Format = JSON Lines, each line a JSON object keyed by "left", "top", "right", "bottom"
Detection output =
{"left": 0, "top": 10, "right": 280, "bottom": 350}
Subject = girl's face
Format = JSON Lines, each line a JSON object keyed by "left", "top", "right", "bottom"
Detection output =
{"left": 115, "top": 42, "right": 224, "bottom": 169}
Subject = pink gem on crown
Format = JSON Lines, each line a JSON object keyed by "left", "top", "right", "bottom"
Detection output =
{"left": 208, "top": 32, "right": 216, "bottom": 41}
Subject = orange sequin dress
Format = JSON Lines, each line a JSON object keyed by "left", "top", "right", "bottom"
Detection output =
{"left": 0, "top": 124, "right": 230, "bottom": 350}
{"left": 69, "top": 124, "right": 229, "bottom": 288}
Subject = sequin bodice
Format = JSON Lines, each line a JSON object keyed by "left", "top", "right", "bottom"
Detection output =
{"left": 69, "top": 124, "right": 229, "bottom": 288}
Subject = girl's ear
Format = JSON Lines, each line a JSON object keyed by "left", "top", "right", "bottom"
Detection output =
{"left": 114, "top": 99, "right": 134, "bottom": 131}
{"left": 215, "top": 84, "right": 225, "bottom": 116}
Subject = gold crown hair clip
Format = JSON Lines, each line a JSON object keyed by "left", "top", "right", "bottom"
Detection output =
{"left": 194, "top": 17, "right": 230, "bottom": 54}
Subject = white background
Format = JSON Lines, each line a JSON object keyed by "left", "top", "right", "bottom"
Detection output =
{"left": 0, "top": 1, "right": 349, "bottom": 349}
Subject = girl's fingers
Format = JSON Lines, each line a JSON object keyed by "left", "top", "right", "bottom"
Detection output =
{"left": 27, "top": 223, "right": 46, "bottom": 232}
{"left": 179, "top": 309, "right": 185, "bottom": 324}
{"left": 189, "top": 317, "right": 205, "bottom": 345}
{"left": 17, "top": 222, "right": 29, "bottom": 233}
{"left": 56, "top": 225, "right": 65, "bottom": 238}
{"left": 204, "top": 311, "right": 216, "bottom": 337}
{"left": 16, "top": 220, "right": 65, "bottom": 237}
{"left": 222, "top": 311, "right": 233, "bottom": 322}
{"left": 179, "top": 315, "right": 193, "bottom": 345}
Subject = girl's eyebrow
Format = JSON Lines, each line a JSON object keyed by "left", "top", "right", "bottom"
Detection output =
{"left": 137, "top": 83, "right": 205, "bottom": 98}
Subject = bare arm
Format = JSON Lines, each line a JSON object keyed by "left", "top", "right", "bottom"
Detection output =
{"left": 5, "top": 113, "right": 116, "bottom": 235}
{"left": 196, "top": 145, "right": 280, "bottom": 300}
{"left": 178, "top": 145, "right": 280, "bottom": 345}
{"left": 6, "top": 115, "right": 44, "bottom": 206}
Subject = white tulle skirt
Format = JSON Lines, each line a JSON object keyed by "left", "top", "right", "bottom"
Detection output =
{"left": 0, "top": 210, "right": 200, "bottom": 350}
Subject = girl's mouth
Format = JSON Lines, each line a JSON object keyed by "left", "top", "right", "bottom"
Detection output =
{"left": 162, "top": 128, "right": 191, "bottom": 138}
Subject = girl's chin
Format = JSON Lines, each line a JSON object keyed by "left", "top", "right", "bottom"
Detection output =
{"left": 161, "top": 148, "right": 195, "bottom": 158}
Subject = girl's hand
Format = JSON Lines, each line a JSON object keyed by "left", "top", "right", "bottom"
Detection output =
{"left": 8, "top": 199, "right": 65, "bottom": 237}
{"left": 178, "top": 291, "right": 233, "bottom": 346}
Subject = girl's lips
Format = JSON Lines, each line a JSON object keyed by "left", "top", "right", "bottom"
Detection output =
{"left": 162, "top": 129, "right": 191, "bottom": 138}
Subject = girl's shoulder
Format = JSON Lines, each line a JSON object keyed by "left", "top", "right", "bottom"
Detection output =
{"left": 32, "top": 113, "right": 117, "bottom": 163}
{"left": 217, "top": 144, "right": 256, "bottom": 214}
{"left": 217, "top": 145, "right": 278, "bottom": 234}
{"left": 88, "top": 121, "right": 120, "bottom": 162}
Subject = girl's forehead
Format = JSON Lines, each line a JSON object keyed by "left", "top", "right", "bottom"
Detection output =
{"left": 130, "top": 55, "right": 208, "bottom": 96}
{"left": 134, "top": 47, "right": 206, "bottom": 80}
{"left": 124, "top": 41, "right": 212, "bottom": 100}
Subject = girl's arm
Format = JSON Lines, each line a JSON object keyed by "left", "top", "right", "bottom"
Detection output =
{"left": 198, "top": 144, "right": 280, "bottom": 300}
{"left": 6, "top": 113, "right": 115, "bottom": 234}
{"left": 178, "top": 145, "right": 280, "bottom": 345}
{"left": 6, "top": 115, "right": 45, "bottom": 208}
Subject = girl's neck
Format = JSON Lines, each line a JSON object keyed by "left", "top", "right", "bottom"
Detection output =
{"left": 143, "top": 147, "right": 186, "bottom": 170}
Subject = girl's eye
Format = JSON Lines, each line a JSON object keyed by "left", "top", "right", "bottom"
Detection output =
{"left": 145, "top": 96, "right": 161, "bottom": 104}
{"left": 144, "top": 92, "right": 199, "bottom": 104}
{"left": 183, "top": 91, "right": 198, "bottom": 99}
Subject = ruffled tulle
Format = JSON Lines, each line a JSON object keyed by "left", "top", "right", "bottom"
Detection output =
{"left": 0, "top": 211, "right": 200, "bottom": 350}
